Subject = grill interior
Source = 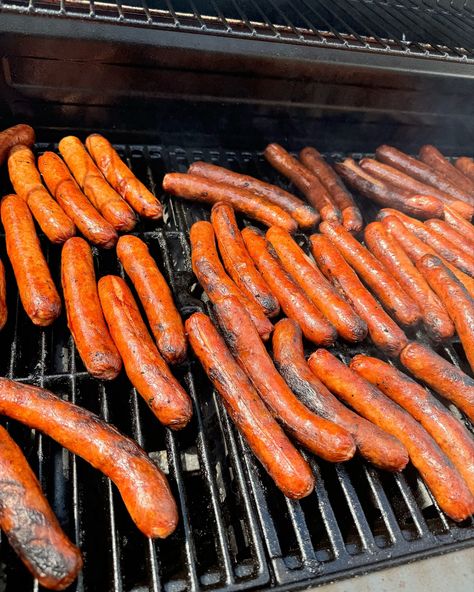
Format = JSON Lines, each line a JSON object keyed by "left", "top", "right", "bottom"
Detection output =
{"left": 0, "top": 142, "right": 472, "bottom": 592}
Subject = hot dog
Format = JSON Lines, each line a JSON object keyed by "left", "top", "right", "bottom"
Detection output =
{"left": 8, "top": 145, "right": 76, "bottom": 243}
{"left": 444, "top": 206, "right": 474, "bottom": 247}
{"left": 351, "top": 354, "right": 474, "bottom": 497}
{"left": 186, "top": 311, "right": 315, "bottom": 499}
{"left": 0, "top": 124, "right": 35, "bottom": 165}
{"left": 242, "top": 226, "right": 336, "bottom": 345}
{"left": 61, "top": 237, "right": 122, "bottom": 379}
{"left": 425, "top": 218, "right": 474, "bottom": 252}
{"left": 116, "top": 235, "right": 187, "bottom": 365}
{"left": 0, "top": 378, "right": 178, "bottom": 538}
{"left": 400, "top": 341, "right": 474, "bottom": 423}
{"left": 85, "top": 134, "right": 163, "bottom": 220}
{"left": 0, "top": 258, "right": 6, "bottom": 331}
{"left": 266, "top": 226, "right": 367, "bottom": 342}
{"left": 163, "top": 173, "right": 297, "bottom": 232}
{"left": 1, "top": 194, "right": 61, "bottom": 326}
{"left": 188, "top": 161, "right": 319, "bottom": 229}
{"left": 310, "top": 234, "right": 408, "bottom": 356}
{"left": 190, "top": 221, "right": 273, "bottom": 340}
{"left": 272, "top": 319, "right": 408, "bottom": 471}
{"left": 419, "top": 145, "right": 474, "bottom": 195}
{"left": 39, "top": 152, "right": 118, "bottom": 249}
{"left": 214, "top": 296, "right": 355, "bottom": 462}
{"left": 308, "top": 349, "right": 474, "bottom": 522}
{"left": 58, "top": 136, "right": 137, "bottom": 232}
{"left": 456, "top": 157, "right": 474, "bottom": 182}
{"left": 364, "top": 222, "right": 454, "bottom": 341}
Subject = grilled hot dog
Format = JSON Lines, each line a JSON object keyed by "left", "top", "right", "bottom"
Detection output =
{"left": 456, "top": 157, "right": 474, "bottom": 182}
{"left": 444, "top": 206, "right": 474, "bottom": 247}
{"left": 0, "top": 124, "right": 35, "bottom": 164}
{"left": 419, "top": 145, "right": 474, "bottom": 195}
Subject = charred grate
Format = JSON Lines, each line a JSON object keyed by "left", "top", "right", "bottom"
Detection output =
{"left": 0, "top": 142, "right": 472, "bottom": 592}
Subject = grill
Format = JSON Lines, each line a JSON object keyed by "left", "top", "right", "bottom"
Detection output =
{"left": 0, "top": 143, "right": 472, "bottom": 592}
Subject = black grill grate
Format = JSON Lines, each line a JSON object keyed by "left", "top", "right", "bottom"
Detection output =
{"left": 0, "top": 142, "right": 472, "bottom": 592}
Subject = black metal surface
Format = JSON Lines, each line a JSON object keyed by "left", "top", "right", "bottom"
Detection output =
{"left": 0, "top": 141, "right": 472, "bottom": 592}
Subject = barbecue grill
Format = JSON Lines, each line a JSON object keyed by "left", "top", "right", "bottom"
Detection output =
{"left": 0, "top": 2, "right": 473, "bottom": 591}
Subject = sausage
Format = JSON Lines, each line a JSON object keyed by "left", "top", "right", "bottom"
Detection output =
{"left": 364, "top": 222, "right": 454, "bottom": 341}
{"left": 310, "top": 234, "right": 408, "bottom": 356}
{"left": 1, "top": 194, "right": 61, "bottom": 326}
{"left": 163, "top": 173, "right": 297, "bottom": 232}
{"left": 116, "top": 235, "right": 187, "bottom": 365}
{"left": 263, "top": 143, "right": 342, "bottom": 222}
{"left": 444, "top": 206, "right": 474, "bottom": 247}
{"left": 38, "top": 152, "right": 118, "bottom": 249}
{"left": 185, "top": 311, "right": 315, "bottom": 499}
{"left": 419, "top": 145, "right": 474, "bottom": 195}
{"left": 272, "top": 319, "right": 408, "bottom": 471}
{"left": 0, "top": 426, "right": 82, "bottom": 590}
{"left": 266, "top": 226, "right": 367, "bottom": 342}
{"left": 214, "top": 296, "right": 356, "bottom": 463}
{"left": 417, "top": 255, "right": 474, "bottom": 374}
{"left": 8, "top": 145, "right": 76, "bottom": 243}
{"left": 210, "top": 203, "right": 280, "bottom": 317}
{"left": 0, "top": 124, "right": 35, "bottom": 165}
{"left": 320, "top": 221, "right": 421, "bottom": 327}
{"left": 190, "top": 221, "right": 273, "bottom": 340}
{"left": 308, "top": 349, "right": 474, "bottom": 522}
{"left": 98, "top": 275, "right": 192, "bottom": 428}
{"left": 0, "top": 378, "right": 178, "bottom": 538}
{"left": 242, "top": 226, "right": 336, "bottom": 345}
{"left": 188, "top": 161, "right": 319, "bottom": 229}
{"left": 0, "top": 258, "right": 6, "bottom": 331}
{"left": 350, "top": 355, "right": 474, "bottom": 497}
{"left": 61, "top": 237, "right": 122, "bottom": 379}
{"left": 85, "top": 134, "right": 163, "bottom": 220}
{"left": 299, "top": 147, "right": 363, "bottom": 231}
{"left": 400, "top": 341, "right": 474, "bottom": 423}
{"left": 335, "top": 159, "right": 444, "bottom": 220}
{"left": 425, "top": 218, "right": 474, "bottom": 252}
{"left": 456, "top": 157, "right": 474, "bottom": 182}
{"left": 58, "top": 136, "right": 137, "bottom": 232}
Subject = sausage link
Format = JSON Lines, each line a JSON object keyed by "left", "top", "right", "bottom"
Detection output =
{"left": 242, "top": 226, "right": 336, "bottom": 345}
{"left": 85, "top": 134, "right": 162, "bottom": 220}
{"left": 273, "top": 319, "right": 408, "bottom": 471}
{"left": 188, "top": 161, "right": 319, "bottom": 229}
{"left": 61, "top": 237, "right": 122, "bottom": 379}
{"left": 456, "top": 157, "right": 474, "bottom": 182}
{"left": 0, "top": 378, "right": 178, "bottom": 538}
{"left": 1, "top": 194, "right": 61, "bottom": 326}
{"left": 117, "top": 235, "right": 187, "bottom": 365}
{"left": 364, "top": 222, "right": 454, "bottom": 341}
{"left": 211, "top": 203, "right": 280, "bottom": 317}
{"left": 190, "top": 221, "right": 273, "bottom": 340}
{"left": 186, "top": 311, "right": 315, "bottom": 499}
{"left": 308, "top": 349, "right": 474, "bottom": 522}
{"left": 0, "top": 426, "right": 82, "bottom": 590}
{"left": 0, "top": 124, "right": 35, "bottom": 165}
{"left": 400, "top": 341, "right": 474, "bottom": 423}
{"left": 419, "top": 145, "right": 474, "bottom": 195}
{"left": 58, "top": 136, "right": 137, "bottom": 232}
{"left": 310, "top": 234, "right": 408, "bottom": 356}
{"left": 39, "top": 152, "right": 118, "bottom": 249}
{"left": 163, "top": 173, "right": 297, "bottom": 232}
{"left": 351, "top": 355, "right": 474, "bottom": 497}
{"left": 0, "top": 258, "right": 6, "bottom": 330}
{"left": 266, "top": 226, "right": 367, "bottom": 342}
{"left": 98, "top": 275, "right": 192, "bottom": 429}
{"left": 444, "top": 206, "right": 474, "bottom": 247}
{"left": 214, "top": 296, "right": 356, "bottom": 462}
{"left": 425, "top": 218, "right": 474, "bottom": 252}
{"left": 8, "top": 145, "right": 76, "bottom": 243}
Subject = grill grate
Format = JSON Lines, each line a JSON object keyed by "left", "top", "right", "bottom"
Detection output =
{"left": 0, "top": 142, "right": 472, "bottom": 592}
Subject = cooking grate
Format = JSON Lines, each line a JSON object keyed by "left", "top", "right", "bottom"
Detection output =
{"left": 0, "top": 142, "right": 472, "bottom": 592}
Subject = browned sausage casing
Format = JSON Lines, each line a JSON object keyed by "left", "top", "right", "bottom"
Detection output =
{"left": 188, "top": 161, "right": 319, "bottom": 229}
{"left": 400, "top": 341, "right": 474, "bottom": 423}
{"left": 0, "top": 426, "right": 82, "bottom": 590}
{"left": 456, "top": 157, "right": 474, "bottom": 182}
{"left": 1, "top": 194, "right": 61, "bottom": 326}
{"left": 272, "top": 319, "right": 408, "bottom": 471}
{"left": 242, "top": 226, "right": 336, "bottom": 345}
{"left": 425, "top": 218, "right": 474, "bottom": 252}
{"left": 444, "top": 206, "right": 474, "bottom": 247}
{"left": 308, "top": 349, "right": 474, "bottom": 522}
{"left": 266, "top": 226, "right": 367, "bottom": 342}
{"left": 310, "top": 234, "right": 408, "bottom": 356}
{"left": 0, "top": 258, "right": 6, "bottom": 331}
{"left": 163, "top": 173, "right": 297, "bottom": 232}
{"left": 61, "top": 237, "right": 122, "bottom": 379}
{"left": 0, "top": 378, "right": 178, "bottom": 538}
{"left": 190, "top": 221, "right": 273, "bottom": 340}
{"left": 185, "top": 311, "right": 315, "bottom": 499}
{"left": 214, "top": 296, "right": 356, "bottom": 462}
{"left": 117, "top": 235, "right": 187, "bottom": 365}
{"left": 419, "top": 145, "right": 474, "bottom": 195}
{"left": 98, "top": 275, "right": 192, "bottom": 429}
{"left": 0, "top": 124, "right": 35, "bottom": 165}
